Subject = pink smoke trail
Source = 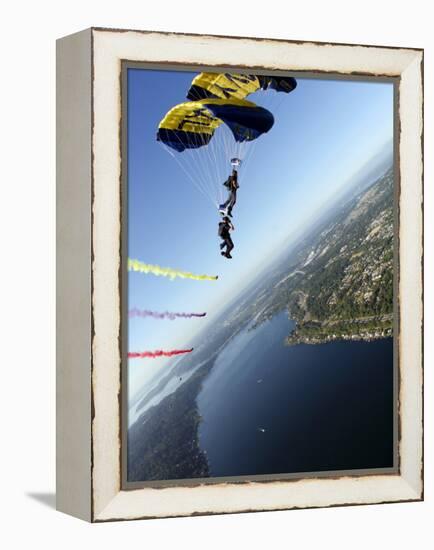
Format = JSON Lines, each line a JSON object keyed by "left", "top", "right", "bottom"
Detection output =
{"left": 128, "top": 308, "right": 206, "bottom": 320}
{"left": 128, "top": 348, "right": 194, "bottom": 359}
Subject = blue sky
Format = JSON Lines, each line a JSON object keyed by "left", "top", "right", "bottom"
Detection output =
{"left": 127, "top": 68, "right": 394, "bottom": 397}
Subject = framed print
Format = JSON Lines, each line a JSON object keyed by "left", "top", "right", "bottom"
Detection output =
{"left": 56, "top": 28, "right": 423, "bottom": 522}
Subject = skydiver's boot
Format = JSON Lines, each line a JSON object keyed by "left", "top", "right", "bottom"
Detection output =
{"left": 225, "top": 252, "right": 233, "bottom": 259}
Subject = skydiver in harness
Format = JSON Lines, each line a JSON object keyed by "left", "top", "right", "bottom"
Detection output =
{"left": 219, "top": 168, "right": 239, "bottom": 218}
{"left": 218, "top": 216, "right": 235, "bottom": 259}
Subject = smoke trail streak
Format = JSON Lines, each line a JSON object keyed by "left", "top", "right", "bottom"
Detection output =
{"left": 128, "top": 348, "right": 194, "bottom": 359}
{"left": 129, "top": 308, "right": 206, "bottom": 320}
{"left": 128, "top": 259, "right": 218, "bottom": 281}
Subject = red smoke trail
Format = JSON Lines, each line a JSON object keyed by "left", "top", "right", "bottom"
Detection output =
{"left": 128, "top": 308, "right": 206, "bottom": 320}
{"left": 128, "top": 348, "right": 194, "bottom": 359}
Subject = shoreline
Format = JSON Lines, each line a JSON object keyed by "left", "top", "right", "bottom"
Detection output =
{"left": 285, "top": 328, "right": 393, "bottom": 346}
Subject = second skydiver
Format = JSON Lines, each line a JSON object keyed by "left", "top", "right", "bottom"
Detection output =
{"left": 218, "top": 216, "right": 235, "bottom": 259}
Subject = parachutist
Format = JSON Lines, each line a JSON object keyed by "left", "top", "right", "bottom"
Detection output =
{"left": 218, "top": 216, "right": 235, "bottom": 259}
{"left": 157, "top": 72, "right": 297, "bottom": 243}
{"left": 219, "top": 169, "right": 239, "bottom": 218}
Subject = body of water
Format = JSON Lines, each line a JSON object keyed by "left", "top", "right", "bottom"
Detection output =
{"left": 197, "top": 312, "right": 394, "bottom": 477}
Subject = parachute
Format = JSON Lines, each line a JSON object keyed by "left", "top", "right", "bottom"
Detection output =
{"left": 157, "top": 72, "right": 297, "bottom": 208}
{"left": 187, "top": 73, "right": 297, "bottom": 101}
{"left": 157, "top": 98, "right": 274, "bottom": 152}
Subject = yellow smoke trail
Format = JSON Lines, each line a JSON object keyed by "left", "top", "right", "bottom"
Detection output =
{"left": 128, "top": 259, "right": 218, "bottom": 281}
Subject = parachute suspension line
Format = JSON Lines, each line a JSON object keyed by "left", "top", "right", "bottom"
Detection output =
{"left": 214, "top": 127, "right": 228, "bottom": 204}
{"left": 221, "top": 126, "right": 236, "bottom": 174}
{"left": 161, "top": 144, "right": 216, "bottom": 208}
{"left": 165, "top": 133, "right": 218, "bottom": 209}
{"left": 213, "top": 127, "right": 229, "bottom": 206}
{"left": 238, "top": 138, "right": 249, "bottom": 162}
{"left": 195, "top": 131, "right": 221, "bottom": 205}
{"left": 171, "top": 83, "right": 226, "bottom": 206}
{"left": 234, "top": 130, "right": 260, "bottom": 179}
{"left": 207, "top": 127, "right": 224, "bottom": 205}
{"left": 176, "top": 131, "right": 218, "bottom": 206}
{"left": 168, "top": 134, "right": 213, "bottom": 202}
{"left": 224, "top": 125, "right": 235, "bottom": 162}
{"left": 190, "top": 132, "right": 220, "bottom": 206}
{"left": 218, "top": 126, "right": 237, "bottom": 204}
{"left": 236, "top": 129, "right": 262, "bottom": 180}
{"left": 238, "top": 134, "right": 261, "bottom": 179}
{"left": 202, "top": 132, "right": 222, "bottom": 205}
{"left": 184, "top": 136, "right": 209, "bottom": 198}
{"left": 197, "top": 128, "right": 222, "bottom": 207}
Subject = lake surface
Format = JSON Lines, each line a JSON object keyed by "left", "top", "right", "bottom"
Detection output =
{"left": 197, "top": 312, "right": 394, "bottom": 477}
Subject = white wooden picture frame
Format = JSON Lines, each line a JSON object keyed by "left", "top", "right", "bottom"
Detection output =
{"left": 56, "top": 27, "right": 423, "bottom": 522}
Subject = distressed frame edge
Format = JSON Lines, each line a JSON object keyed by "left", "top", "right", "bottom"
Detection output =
{"left": 56, "top": 27, "right": 93, "bottom": 522}
{"left": 396, "top": 52, "right": 424, "bottom": 500}
{"left": 90, "top": 29, "right": 423, "bottom": 522}
{"left": 90, "top": 25, "right": 424, "bottom": 53}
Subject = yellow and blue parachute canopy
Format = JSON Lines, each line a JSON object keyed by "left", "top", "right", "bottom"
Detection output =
{"left": 157, "top": 98, "right": 274, "bottom": 152}
{"left": 187, "top": 72, "right": 297, "bottom": 101}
